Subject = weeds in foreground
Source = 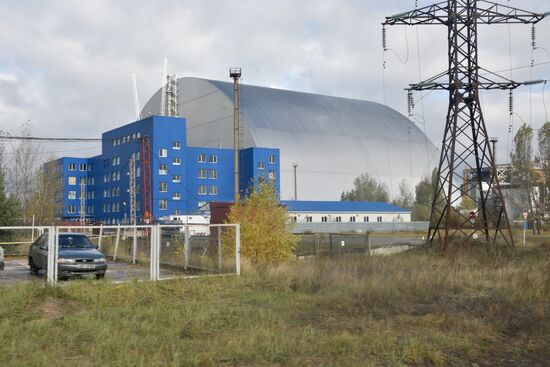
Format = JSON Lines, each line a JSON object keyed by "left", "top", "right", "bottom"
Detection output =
{"left": 0, "top": 243, "right": 548, "bottom": 366}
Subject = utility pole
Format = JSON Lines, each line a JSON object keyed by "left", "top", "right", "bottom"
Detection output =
{"left": 230, "top": 67, "right": 242, "bottom": 203}
{"left": 293, "top": 163, "right": 298, "bottom": 200}
{"left": 383, "top": 0, "right": 547, "bottom": 251}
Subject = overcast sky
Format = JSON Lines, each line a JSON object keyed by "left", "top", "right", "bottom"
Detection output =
{"left": 0, "top": 0, "right": 549, "bottom": 163}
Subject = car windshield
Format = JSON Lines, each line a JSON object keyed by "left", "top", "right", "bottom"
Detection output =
{"left": 58, "top": 235, "right": 95, "bottom": 249}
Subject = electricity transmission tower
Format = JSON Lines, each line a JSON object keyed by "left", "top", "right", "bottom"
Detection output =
{"left": 383, "top": 1, "right": 547, "bottom": 250}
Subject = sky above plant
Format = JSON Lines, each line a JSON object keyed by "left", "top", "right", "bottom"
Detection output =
{"left": 0, "top": 0, "right": 549, "bottom": 162}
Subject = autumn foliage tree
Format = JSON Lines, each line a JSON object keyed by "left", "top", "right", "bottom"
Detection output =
{"left": 224, "top": 181, "right": 298, "bottom": 265}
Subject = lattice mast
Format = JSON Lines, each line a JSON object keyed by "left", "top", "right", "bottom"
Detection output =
{"left": 383, "top": 0, "right": 546, "bottom": 250}
{"left": 140, "top": 137, "right": 152, "bottom": 223}
{"left": 128, "top": 157, "right": 137, "bottom": 226}
{"left": 79, "top": 177, "right": 86, "bottom": 224}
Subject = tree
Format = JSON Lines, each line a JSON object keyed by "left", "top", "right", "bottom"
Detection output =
{"left": 538, "top": 121, "right": 550, "bottom": 218}
{"left": 23, "top": 160, "right": 62, "bottom": 225}
{"left": 393, "top": 179, "right": 413, "bottom": 209}
{"left": 8, "top": 122, "right": 43, "bottom": 223}
{"left": 224, "top": 181, "right": 299, "bottom": 265}
{"left": 0, "top": 142, "right": 20, "bottom": 237}
{"left": 341, "top": 172, "right": 389, "bottom": 202}
{"left": 412, "top": 172, "right": 434, "bottom": 221}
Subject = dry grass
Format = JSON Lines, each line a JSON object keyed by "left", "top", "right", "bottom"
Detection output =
{"left": 0, "top": 241, "right": 549, "bottom": 366}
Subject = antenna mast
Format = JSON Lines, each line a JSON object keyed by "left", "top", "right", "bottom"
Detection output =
{"left": 159, "top": 59, "right": 168, "bottom": 116}
{"left": 132, "top": 73, "right": 141, "bottom": 120}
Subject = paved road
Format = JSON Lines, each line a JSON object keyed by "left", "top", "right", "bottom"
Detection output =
{"left": 0, "top": 258, "right": 192, "bottom": 285}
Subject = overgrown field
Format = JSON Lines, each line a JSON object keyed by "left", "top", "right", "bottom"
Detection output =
{"left": 0, "top": 242, "right": 549, "bottom": 366}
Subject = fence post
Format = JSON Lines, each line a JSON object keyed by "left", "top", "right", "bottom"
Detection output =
{"left": 150, "top": 225, "right": 155, "bottom": 280}
{"left": 46, "top": 226, "right": 57, "bottom": 285}
{"left": 184, "top": 223, "right": 190, "bottom": 271}
{"left": 149, "top": 224, "right": 160, "bottom": 281}
{"left": 329, "top": 233, "right": 333, "bottom": 256}
{"left": 217, "top": 226, "right": 222, "bottom": 273}
{"left": 98, "top": 224, "right": 103, "bottom": 251}
{"left": 367, "top": 231, "right": 372, "bottom": 256}
{"left": 132, "top": 227, "right": 138, "bottom": 264}
{"left": 113, "top": 224, "right": 121, "bottom": 261}
{"left": 235, "top": 224, "right": 241, "bottom": 276}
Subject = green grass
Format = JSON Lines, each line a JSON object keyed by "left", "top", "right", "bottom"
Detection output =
{"left": 1, "top": 241, "right": 549, "bottom": 366}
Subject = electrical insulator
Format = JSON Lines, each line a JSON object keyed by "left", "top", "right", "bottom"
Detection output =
{"left": 531, "top": 24, "right": 536, "bottom": 49}
{"left": 508, "top": 90, "right": 513, "bottom": 116}
{"left": 382, "top": 26, "right": 387, "bottom": 51}
{"left": 407, "top": 90, "right": 414, "bottom": 116}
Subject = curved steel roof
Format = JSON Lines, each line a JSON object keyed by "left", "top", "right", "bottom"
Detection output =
{"left": 141, "top": 77, "right": 438, "bottom": 200}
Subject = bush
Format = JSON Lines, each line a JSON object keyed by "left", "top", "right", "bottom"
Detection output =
{"left": 224, "top": 181, "right": 299, "bottom": 264}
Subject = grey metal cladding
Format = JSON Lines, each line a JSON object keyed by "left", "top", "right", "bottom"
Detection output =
{"left": 141, "top": 77, "right": 438, "bottom": 200}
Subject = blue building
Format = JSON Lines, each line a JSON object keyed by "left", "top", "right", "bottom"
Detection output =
{"left": 50, "top": 115, "right": 280, "bottom": 224}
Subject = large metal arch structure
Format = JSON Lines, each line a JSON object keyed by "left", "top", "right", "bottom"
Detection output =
{"left": 142, "top": 77, "right": 438, "bottom": 200}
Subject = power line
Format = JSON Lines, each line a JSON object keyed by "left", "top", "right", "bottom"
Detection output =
{"left": 0, "top": 136, "right": 107, "bottom": 142}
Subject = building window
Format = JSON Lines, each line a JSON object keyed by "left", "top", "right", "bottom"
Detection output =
{"left": 136, "top": 166, "right": 141, "bottom": 177}
{"left": 159, "top": 182, "right": 168, "bottom": 192}
{"left": 172, "top": 157, "right": 181, "bottom": 165}
{"left": 364, "top": 216, "right": 369, "bottom": 222}
{"left": 159, "top": 148, "right": 167, "bottom": 158}
{"left": 68, "top": 163, "right": 76, "bottom": 171}
{"left": 209, "top": 169, "right": 218, "bottom": 179}
{"left": 112, "top": 140, "right": 116, "bottom": 147}
{"left": 87, "top": 177, "right": 94, "bottom": 185}
{"left": 159, "top": 164, "right": 167, "bottom": 175}
{"left": 79, "top": 163, "right": 87, "bottom": 171}
{"left": 377, "top": 216, "right": 383, "bottom": 222}
{"left": 198, "top": 185, "right": 207, "bottom": 195}
{"left": 322, "top": 216, "right": 328, "bottom": 222}
{"left": 209, "top": 185, "right": 218, "bottom": 195}
{"left": 132, "top": 133, "right": 136, "bottom": 140}
{"left": 268, "top": 170, "right": 276, "bottom": 179}
{"left": 137, "top": 132, "right": 140, "bottom": 138}
{"left": 209, "top": 154, "right": 218, "bottom": 163}
{"left": 172, "top": 175, "right": 181, "bottom": 183}
{"left": 122, "top": 136, "right": 127, "bottom": 144}
{"left": 68, "top": 205, "right": 76, "bottom": 214}
{"left": 172, "top": 192, "right": 181, "bottom": 200}
{"left": 258, "top": 162, "right": 265, "bottom": 170}
{"left": 68, "top": 191, "right": 76, "bottom": 200}
{"left": 335, "top": 216, "right": 342, "bottom": 223}
{"left": 306, "top": 216, "right": 312, "bottom": 223}
{"left": 68, "top": 177, "right": 76, "bottom": 185}
{"left": 350, "top": 216, "right": 356, "bottom": 222}
{"left": 292, "top": 216, "right": 297, "bottom": 223}
{"left": 198, "top": 154, "right": 207, "bottom": 163}
{"left": 269, "top": 154, "right": 276, "bottom": 164}
{"left": 172, "top": 141, "right": 181, "bottom": 150}
{"left": 198, "top": 169, "right": 207, "bottom": 179}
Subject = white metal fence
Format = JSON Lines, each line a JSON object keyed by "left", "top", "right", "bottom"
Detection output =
{"left": 0, "top": 223, "right": 240, "bottom": 285}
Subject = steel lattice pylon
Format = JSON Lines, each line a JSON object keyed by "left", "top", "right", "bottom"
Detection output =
{"left": 383, "top": 0, "right": 546, "bottom": 250}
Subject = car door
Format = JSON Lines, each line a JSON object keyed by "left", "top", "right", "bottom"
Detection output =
{"left": 29, "top": 235, "right": 42, "bottom": 268}
{"left": 35, "top": 235, "right": 49, "bottom": 270}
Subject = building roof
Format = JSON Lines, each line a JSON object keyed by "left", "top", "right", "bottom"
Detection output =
{"left": 141, "top": 77, "right": 438, "bottom": 201}
{"left": 281, "top": 200, "right": 410, "bottom": 213}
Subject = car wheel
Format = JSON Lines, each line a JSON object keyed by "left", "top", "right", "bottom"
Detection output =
{"left": 95, "top": 273, "right": 105, "bottom": 280}
{"left": 29, "top": 257, "right": 39, "bottom": 275}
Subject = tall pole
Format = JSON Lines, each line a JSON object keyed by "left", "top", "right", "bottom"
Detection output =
{"left": 293, "top": 163, "right": 298, "bottom": 200}
{"left": 230, "top": 67, "right": 242, "bottom": 203}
